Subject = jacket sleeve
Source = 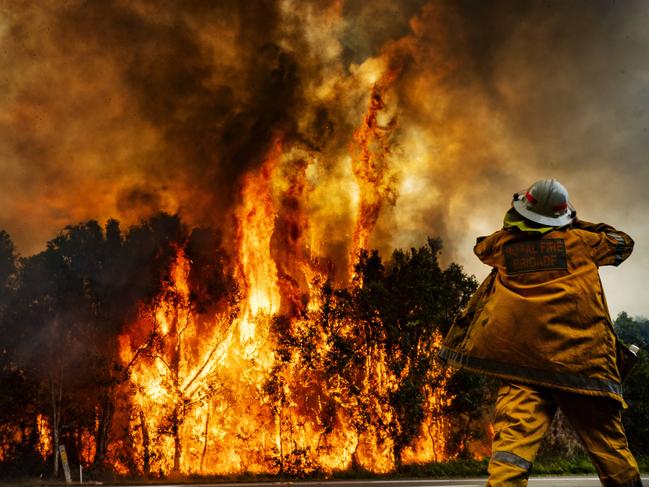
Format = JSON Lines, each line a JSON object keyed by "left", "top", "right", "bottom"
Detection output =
{"left": 473, "top": 231, "right": 500, "bottom": 266}
{"left": 571, "top": 220, "right": 634, "bottom": 266}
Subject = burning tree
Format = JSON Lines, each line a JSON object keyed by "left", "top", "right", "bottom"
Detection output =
{"left": 0, "top": 48, "right": 491, "bottom": 475}
{"left": 112, "top": 229, "right": 481, "bottom": 476}
{"left": 0, "top": 211, "right": 486, "bottom": 477}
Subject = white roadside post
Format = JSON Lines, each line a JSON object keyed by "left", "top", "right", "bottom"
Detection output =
{"left": 59, "top": 445, "right": 72, "bottom": 484}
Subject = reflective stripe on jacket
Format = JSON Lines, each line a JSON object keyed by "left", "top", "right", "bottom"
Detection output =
{"left": 439, "top": 220, "right": 634, "bottom": 404}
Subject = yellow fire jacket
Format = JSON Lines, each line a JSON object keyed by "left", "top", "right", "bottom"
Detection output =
{"left": 439, "top": 218, "right": 634, "bottom": 404}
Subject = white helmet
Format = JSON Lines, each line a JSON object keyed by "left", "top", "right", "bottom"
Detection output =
{"left": 512, "top": 179, "right": 575, "bottom": 226}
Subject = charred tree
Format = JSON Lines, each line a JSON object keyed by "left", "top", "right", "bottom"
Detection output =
{"left": 139, "top": 409, "right": 151, "bottom": 476}
{"left": 93, "top": 390, "right": 115, "bottom": 470}
{"left": 50, "top": 361, "right": 63, "bottom": 477}
{"left": 199, "top": 405, "right": 210, "bottom": 473}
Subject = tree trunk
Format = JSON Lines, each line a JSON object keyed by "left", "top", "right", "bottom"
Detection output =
{"left": 393, "top": 442, "right": 403, "bottom": 471}
{"left": 172, "top": 404, "right": 181, "bottom": 474}
{"left": 350, "top": 435, "right": 361, "bottom": 471}
{"left": 199, "top": 405, "right": 210, "bottom": 473}
{"left": 278, "top": 412, "right": 284, "bottom": 474}
{"left": 53, "top": 430, "right": 60, "bottom": 478}
{"left": 427, "top": 422, "right": 438, "bottom": 463}
{"left": 139, "top": 409, "right": 150, "bottom": 476}
{"left": 170, "top": 314, "right": 182, "bottom": 474}
{"left": 51, "top": 364, "right": 63, "bottom": 477}
{"left": 93, "top": 390, "right": 115, "bottom": 469}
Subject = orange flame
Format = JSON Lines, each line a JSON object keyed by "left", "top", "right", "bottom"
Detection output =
{"left": 235, "top": 139, "right": 283, "bottom": 359}
{"left": 36, "top": 413, "right": 53, "bottom": 461}
{"left": 113, "top": 94, "right": 457, "bottom": 476}
{"left": 236, "top": 140, "right": 283, "bottom": 317}
{"left": 350, "top": 71, "right": 400, "bottom": 274}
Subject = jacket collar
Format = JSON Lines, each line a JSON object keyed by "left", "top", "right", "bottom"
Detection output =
{"left": 503, "top": 208, "right": 559, "bottom": 235}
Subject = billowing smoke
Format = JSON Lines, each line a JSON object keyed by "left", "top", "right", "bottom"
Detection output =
{"left": 1, "top": 0, "right": 304, "bottom": 247}
{"left": 1, "top": 0, "right": 648, "bottom": 313}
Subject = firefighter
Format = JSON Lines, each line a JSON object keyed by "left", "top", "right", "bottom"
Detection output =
{"left": 439, "top": 178, "right": 642, "bottom": 487}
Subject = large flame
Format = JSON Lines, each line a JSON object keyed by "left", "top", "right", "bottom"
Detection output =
{"left": 37, "top": 415, "right": 53, "bottom": 461}
{"left": 113, "top": 83, "right": 455, "bottom": 474}
{"left": 350, "top": 70, "right": 400, "bottom": 275}
{"left": 0, "top": 1, "right": 491, "bottom": 475}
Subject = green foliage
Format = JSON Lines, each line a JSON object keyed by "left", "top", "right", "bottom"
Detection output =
{"left": 355, "top": 242, "right": 477, "bottom": 461}
{"left": 536, "top": 409, "right": 585, "bottom": 461}
{"left": 393, "top": 458, "right": 489, "bottom": 477}
{"left": 615, "top": 312, "right": 649, "bottom": 455}
{"left": 0, "top": 230, "right": 17, "bottom": 293}
{"left": 266, "top": 239, "right": 479, "bottom": 469}
{"left": 0, "top": 213, "right": 236, "bottom": 473}
{"left": 532, "top": 455, "right": 597, "bottom": 475}
{"left": 637, "top": 455, "right": 649, "bottom": 472}
{"left": 616, "top": 311, "right": 649, "bottom": 349}
{"left": 444, "top": 370, "right": 497, "bottom": 459}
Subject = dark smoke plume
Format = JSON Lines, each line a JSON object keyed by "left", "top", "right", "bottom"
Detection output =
{"left": 0, "top": 0, "right": 648, "bottom": 314}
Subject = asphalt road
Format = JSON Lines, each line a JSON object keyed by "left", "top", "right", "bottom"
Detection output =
{"left": 113, "top": 477, "right": 649, "bottom": 487}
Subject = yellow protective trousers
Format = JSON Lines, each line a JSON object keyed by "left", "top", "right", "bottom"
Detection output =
{"left": 487, "top": 382, "right": 642, "bottom": 487}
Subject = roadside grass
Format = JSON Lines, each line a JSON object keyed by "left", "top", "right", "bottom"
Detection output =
{"left": 401, "top": 455, "right": 649, "bottom": 478}
{"left": 1, "top": 455, "right": 647, "bottom": 484}
{"left": 393, "top": 459, "right": 488, "bottom": 478}
{"left": 638, "top": 455, "right": 649, "bottom": 472}
{"left": 397, "top": 455, "right": 649, "bottom": 478}
{"left": 533, "top": 454, "right": 649, "bottom": 476}
{"left": 532, "top": 456, "right": 596, "bottom": 475}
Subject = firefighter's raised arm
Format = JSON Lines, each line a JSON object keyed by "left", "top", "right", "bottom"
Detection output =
{"left": 473, "top": 232, "right": 499, "bottom": 266}
{"left": 572, "top": 219, "right": 634, "bottom": 266}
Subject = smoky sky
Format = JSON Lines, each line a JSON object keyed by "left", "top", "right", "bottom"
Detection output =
{"left": 402, "top": 0, "right": 649, "bottom": 317}
{"left": 60, "top": 0, "right": 301, "bottom": 206}
{"left": 1, "top": 0, "right": 648, "bottom": 315}
{"left": 1, "top": 0, "right": 307, "bottom": 243}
